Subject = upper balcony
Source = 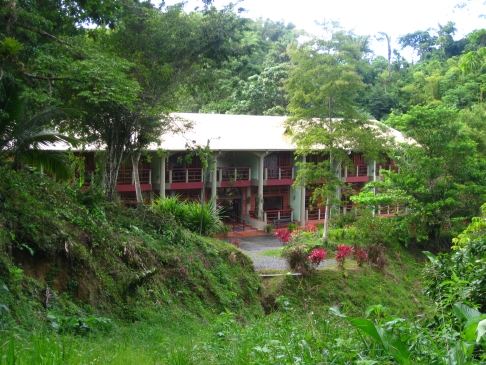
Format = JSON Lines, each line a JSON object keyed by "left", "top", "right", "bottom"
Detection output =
{"left": 215, "top": 166, "right": 251, "bottom": 187}
{"left": 116, "top": 168, "right": 152, "bottom": 192}
{"left": 167, "top": 168, "right": 203, "bottom": 190}
{"left": 341, "top": 164, "right": 371, "bottom": 183}
{"left": 260, "top": 165, "right": 295, "bottom": 186}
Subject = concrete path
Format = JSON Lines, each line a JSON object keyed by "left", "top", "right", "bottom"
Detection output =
{"left": 223, "top": 235, "right": 287, "bottom": 270}
{"left": 223, "top": 234, "right": 335, "bottom": 271}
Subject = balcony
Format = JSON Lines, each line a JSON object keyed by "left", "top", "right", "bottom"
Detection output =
{"left": 341, "top": 164, "right": 370, "bottom": 183}
{"left": 306, "top": 207, "right": 326, "bottom": 221}
{"left": 262, "top": 166, "right": 295, "bottom": 186}
{"left": 116, "top": 168, "right": 152, "bottom": 192}
{"left": 117, "top": 169, "right": 152, "bottom": 185}
{"left": 216, "top": 166, "right": 251, "bottom": 187}
{"left": 167, "top": 168, "right": 203, "bottom": 190}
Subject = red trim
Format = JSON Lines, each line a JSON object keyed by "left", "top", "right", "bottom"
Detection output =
{"left": 221, "top": 180, "right": 251, "bottom": 188}
{"left": 169, "top": 182, "right": 204, "bottom": 190}
{"left": 117, "top": 184, "right": 152, "bottom": 192}
{"left": 265, "top": 179, "right": 294, "bottom": 186}
{"left": 345, "top": 176, "right": 370, "bottom": 183}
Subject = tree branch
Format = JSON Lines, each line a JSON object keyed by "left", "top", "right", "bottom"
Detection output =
{"left": 15, "top": 23, "right": 85, "bottom": 60}
{"left": 20, "top": 70, "right": 81, "bottom": 82}
{"left": 16, "top": 23, "right": 73, "bottom": 46}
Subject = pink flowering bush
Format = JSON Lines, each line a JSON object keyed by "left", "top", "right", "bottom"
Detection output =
{"left": 306, "top": 224, "right": 317, "bottom": 233}
{"left": 309, "top": 248, "right": 327, "bottom": 267}
{"left": 355, "top": 248, "right": 368, "bottom": 266}
{"left": 275, "top": 229, "right": 292, "bottom": 244}
{"left": 335, "top": 244, "right": 354, "bottom": 267}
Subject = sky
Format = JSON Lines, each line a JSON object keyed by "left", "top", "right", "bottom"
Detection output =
{"left": 162, "top": 0, "right": 486, "bottom": 59}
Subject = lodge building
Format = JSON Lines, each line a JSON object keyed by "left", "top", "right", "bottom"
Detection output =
{"left": 79, "top": 113, "right": 403, "bottom": 230}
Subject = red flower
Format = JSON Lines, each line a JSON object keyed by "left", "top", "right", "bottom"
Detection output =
{"left": 309, "top": 248, "right": 327, "bottom": 266}
{"left": 335, "top": 244, "right": 354, "bottom": 266}
{"left": 275, "top": 229, "right": 292, "bottom": 243}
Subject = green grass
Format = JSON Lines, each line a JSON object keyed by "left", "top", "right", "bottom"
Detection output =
{"left": 258, "top": 248, "right": 283, "bottom": 257}
{"left": 0, "top": 240, "right": 437, "bottom": 364}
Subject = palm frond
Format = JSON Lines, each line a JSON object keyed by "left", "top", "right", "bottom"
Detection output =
{"left": 19, "top": 149, "right": 73, "bottom": 180}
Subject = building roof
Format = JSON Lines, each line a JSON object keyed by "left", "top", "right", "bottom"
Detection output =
{"left": 154, "top": 113, "right": 295, "bottom": 152}
{"left": 45, "top": 113, "right": 410, "bottom": 152}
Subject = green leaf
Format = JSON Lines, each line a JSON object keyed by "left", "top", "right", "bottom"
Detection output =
{"left": 422, "top": 251, "right": 438, "bottom": 264}
{"left": 347, "top": 318, "right": 382, "bottom": 344}
{"left": 347, "top": 317, "right": 411, "bottom": 365}
{"left": 454, "top": 303, "right": 482, "bottom": 321}
{"left": 377, "top": 327, "right": 411, "bottom": 365}
{"left": 476, "top": 319, "right": 486, "bottom": 343}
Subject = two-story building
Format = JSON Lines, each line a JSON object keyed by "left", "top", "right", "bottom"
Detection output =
{"left": 78, "top": 113, "right": 404, "bottom": 230}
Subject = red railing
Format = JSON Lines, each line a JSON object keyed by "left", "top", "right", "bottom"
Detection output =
{"left": 264, "top": 209, "right": 293, "bottom": 221}
{"left": 217, "top": 166, "right": 250, "bottom": 182}
{"left": 168, "top": 168, "right": 203, "bottom": 183}
{"left": 355, "top": 165, "right": 369, "bottom": 176}
{"left": 342, "top": 165, "right": 369, "bottom": 177}
{"left": 117, "top": 169, "right": 152, "bottom": 185}
{"left": 265, "top": 166, "right": 294, "bottom": 180}
{"left": 306, "top": 207, "right": 326, "bottom": 221}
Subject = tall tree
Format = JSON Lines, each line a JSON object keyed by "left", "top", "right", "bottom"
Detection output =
{"left": 363, "top": 105, "right": 486, "bottom": 247}
{"left": 284, "top": 29, "right": 387, "bottom": 241}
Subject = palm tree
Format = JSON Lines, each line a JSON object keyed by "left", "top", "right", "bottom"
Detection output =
{"left": 0, "top": 84, "right": 78, "bottom": 179}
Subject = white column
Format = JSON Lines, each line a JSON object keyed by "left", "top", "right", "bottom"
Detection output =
{"left": 258, "top": 153, "right": 264, "bottom": 219}
{"left": 160, "top": 156, "right": 166, "bottom": 198}
{"left": 246, "top": 186, "right": 251, "bottom": 214}
{"left": 300, "top": 155, "right": 306, "bottom": 227}
{"left": 211, "top": 155, "right": 218, "bottom": 202}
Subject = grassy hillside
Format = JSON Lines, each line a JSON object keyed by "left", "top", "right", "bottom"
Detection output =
{"left": 0, "top": 168, "right": 441, "bottom": 363}
{"left": 0, "top": 167, "right": 263, "bottom": 330}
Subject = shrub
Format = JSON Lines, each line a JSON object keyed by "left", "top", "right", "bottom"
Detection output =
{"left": 335, "top": 244, "right": 354, "bottom": 267}
{"left": 275, "top": 229, "right": 291, "bottom": 244}
{"left": 151, "top": 196, "right": 223, "bottom": 237}
{"left": 332, "top": 212, "right": 357, "bottom": 228}
{"left": 286, "top": 222, "right": 297, "bottom": 232}
{"left": 354, "top": 248, "right": 368, "bottom": 266}
{"left": 307, "top": 224, "right": 317, "bottom": 233}
{"left": 282, "top": 243, "right": 311, "bottom": 273}
{"left": 309, "top": 248, "right": 327, "bottom": 267}
{"left": 365, "top": 244, "right": 388, "bottom": 271}
{"left": 354, "top": 210, "right": 396, "bottom": 245}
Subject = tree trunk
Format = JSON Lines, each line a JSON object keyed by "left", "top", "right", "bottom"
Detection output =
{"left": 323, "top": 195, "right": 331, "bottom": 241}
{"left": 104, "top": 126, "right": 126, "bottom": 202}
{"left": 131, "top": 150, "right": 143, "bottom": 207}
{"left": 323, "top": 98, "right": 333, "bottom": 242}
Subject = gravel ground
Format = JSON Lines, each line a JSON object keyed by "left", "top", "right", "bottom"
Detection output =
{"left": 223, "top": 235, "right": 335, "bottom": 271}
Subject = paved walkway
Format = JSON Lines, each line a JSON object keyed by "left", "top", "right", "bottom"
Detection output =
{"left": 223, "top": 234, "right": 335, "bottom": 271}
